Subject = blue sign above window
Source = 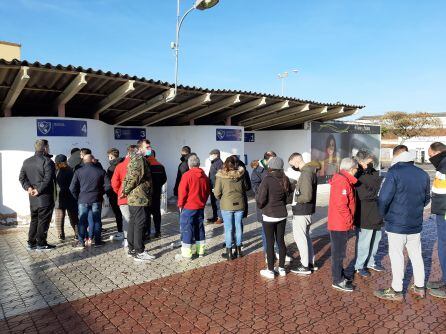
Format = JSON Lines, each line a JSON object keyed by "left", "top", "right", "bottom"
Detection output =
{"left": 114, "top": 127, "right": 146, "bottom": 140}
{"left": 244, "top": 132, "right": 255, "bottom": 142}
{"left": 36, "top": 119, "right": 87, "bottom": 137}
{"left": 216, "top": 128, "right": 242, "bottom": 141}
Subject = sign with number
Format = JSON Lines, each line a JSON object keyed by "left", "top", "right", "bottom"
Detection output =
{"left": 244, "top": 132, "right": 255, "bottom": 142}
{"left": 216, "top": 128, "right": 242, "bottom": 141}
{"left": 114, "top": 127, "right": 146, "bottom": 140}
{"left": 36, "top": 119, "right": 87, "bottom": 137}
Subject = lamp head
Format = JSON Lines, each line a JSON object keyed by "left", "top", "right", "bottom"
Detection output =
{"left": 195, "top": 0, "right": 219, "bottom": 10}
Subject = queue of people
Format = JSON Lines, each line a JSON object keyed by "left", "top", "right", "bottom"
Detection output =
{"left": 18, "top": 139, "right": 446, "bottom": 301}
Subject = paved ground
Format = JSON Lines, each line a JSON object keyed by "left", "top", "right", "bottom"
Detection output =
{"left": 1, "top": 192, "right": 445, "bottom": 333}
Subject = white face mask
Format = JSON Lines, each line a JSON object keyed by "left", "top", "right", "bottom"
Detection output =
{"left": 210, "top": 155, "right": 216, "bottom": 161}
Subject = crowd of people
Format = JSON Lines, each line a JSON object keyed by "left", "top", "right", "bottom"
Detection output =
{"left": 18, "top": 138, "right": 446, "bottom": 301}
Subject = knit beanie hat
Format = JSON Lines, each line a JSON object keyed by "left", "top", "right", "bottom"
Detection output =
{"left": 268, "top": 157, "right": 284, "bottom": 170}
{"left": 55, "top": 154, "right": 67, "bottom": 164}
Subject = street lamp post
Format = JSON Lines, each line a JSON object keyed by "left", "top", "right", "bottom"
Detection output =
{"left": 277, "top": 69, "right": 298, "bottom": 96}
{"left": 169, "top": 0, "right": 219, "bottom": 101}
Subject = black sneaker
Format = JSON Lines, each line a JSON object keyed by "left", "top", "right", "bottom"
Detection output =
{"left": 27, "top": 244, "right": 37, "bottom": 251}
{"left": 153, "top": 233, "right": 161, "bottom": 239}
{"left": 127, "top": 249, "right": 136, "bottom": 258}
{"left": 309, "top": 263, "right": 319, "bottom": 271}
{"left": 36, "top": 244, "right": 56, "bottom": 251}
{"left": 94, "top": 241, "right": 105, "bottom": 248}
{"left": 374, "top": 287, "right": 403, "bottom": 301}
{"left": 332, "top": 279, "right": 354, "bottom": 292}
{"left": 290, "top": 264, "right": 311, "bottom": 275}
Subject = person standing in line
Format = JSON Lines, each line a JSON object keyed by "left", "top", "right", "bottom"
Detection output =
{"left": 173, "top": 146, "right": 192, "bottom": 197}
{"left": 54, "top": 154, "right": 78, "bottom": 241}
{"left": 177, "top": 155, "right": 211, "bottom": 260}
{"left": 214, "top": 156, "right": 249, "bottom": 260}
{"left": 111, "top": 145, "right": 138, "bottom": 249}
{"left": 207, "top": 149, "right": 224, "bottom": 224}
{"left": 70, "top": 154, "right": 110, "bottom": 248}
{"left": 122, "top": 143, "right": 155, "bottom": 261}
{"left": 67, "top": 148, "right": 82, "bottom": 170}
{"left": 328, "top": 158, "right": 358, "bottom": 292}
{"left": 374, "top": 146, "right": 430, "bottom": 301}
{"left": 106, "top": 148, "right": 125, "bottom": 241}
{"left": 145, "top": 149, "right": 167, "bottom": 239}
{"left": 427, "top": 141, "right": 446, "bottom": 299}
{"left": 353, "top": 150, "right": 384, "bottom": 278}
{"left": 19, "top": 139, "right": 56, "bottom": 251}
{"left": 256, "top": 157, "right": 292, "bottom": 279}
{"left": 288, "top": 153, "right": 320, "bottom": 275}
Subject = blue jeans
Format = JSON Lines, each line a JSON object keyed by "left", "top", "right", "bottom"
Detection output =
{"left": 78, "top": 203, "right": 102, "bottom": 243}
{"left": 354, "top": 228, "right": 382, "bottom": 270}
{"left": 221, "top": 210, "right": 243, "bottom": 248}
{"left": 436, "top": 214, "right": 446, "bottom": 282}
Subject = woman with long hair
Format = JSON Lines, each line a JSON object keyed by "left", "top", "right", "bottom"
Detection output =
{"left": 256, "top": 157, "right": 292, "bottom": 278}
{"left": 214, "top": 156, "right": 249, "bottom": 260}
{"left": 54, "top": 154, "right": 78, "bottom": 241}
{"left": 320, "top": 134, "right": 340, "bottom": 180}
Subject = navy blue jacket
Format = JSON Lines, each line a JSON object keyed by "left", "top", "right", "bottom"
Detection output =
{"left": 251, "top": 165, "right": 267, "bottom": 194}
{"left": 69, "top": 163, "right": 110, "bottom": 205}
{"left": 378, "top": 162, "right": 430, "bottom": 234}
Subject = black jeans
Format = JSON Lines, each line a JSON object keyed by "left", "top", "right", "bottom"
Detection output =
{"left": 29, "top": 205, "right": 54, "bottom": 246}
{"left": 330, "top": 230, "right": 349, "bottom": 284}
{"left": 209, "top": 191, "right": 221, "bottom": 220}
{"left": 263, "top": 220, "right": 287, "bottom": 271}
{"left": 109, "top": 193, "right": 123, "bottom": 232}
{"left": 128, "top": 206, "right": 148, "bottom": 253}
{"left": 146, "top": 196, "right": 161, "bottom": 235}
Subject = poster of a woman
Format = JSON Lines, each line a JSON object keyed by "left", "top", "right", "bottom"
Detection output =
{"left": 319, "top": 134, "right": 340, "bottom": 181}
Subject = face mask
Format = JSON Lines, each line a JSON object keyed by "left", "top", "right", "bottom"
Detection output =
{"left": 145, "top": 149, "right": 152, "bottom": 157}
{"left": 366, "top": 162, "right": 374, "bottom": 170}
{"left": 292, "top": 166, "right": 300, "bottom": 172}
{"left": 430, "top": 153, "right": 444, "bottom": 169}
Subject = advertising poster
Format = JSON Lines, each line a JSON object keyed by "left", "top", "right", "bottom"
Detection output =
{"left": 311, "top": 122, "right": 381, "bottom": 184}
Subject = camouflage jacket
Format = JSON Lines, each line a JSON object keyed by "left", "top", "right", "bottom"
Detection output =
{"left": 123, "top": 153, "right": 152, "bottom": 206}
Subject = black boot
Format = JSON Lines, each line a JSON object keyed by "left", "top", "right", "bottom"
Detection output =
{"left": 225, "top": 247, "right": 233, "bottom": 261}
{"left": 236, "top": 246, "right": 243, "bottom": 258}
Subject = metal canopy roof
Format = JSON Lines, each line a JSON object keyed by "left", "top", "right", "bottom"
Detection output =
{"left": 0, "top": 59, "right": 364, "bottom": 130}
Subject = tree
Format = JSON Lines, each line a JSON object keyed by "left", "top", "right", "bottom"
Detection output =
{"left": 380, "top": 111, "right": 442, "bottom": 143}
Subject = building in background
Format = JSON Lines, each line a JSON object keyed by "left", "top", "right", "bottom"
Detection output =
{"left": 0, "top": 41, "right": 21, "bottom": 61}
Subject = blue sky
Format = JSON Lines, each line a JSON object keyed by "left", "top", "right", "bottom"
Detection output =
{"left": 2, "top": 0, "right": 445, "bottom": 117}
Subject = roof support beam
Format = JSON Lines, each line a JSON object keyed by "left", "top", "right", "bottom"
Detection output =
{"left": 2, "top": 66, "right": 30, "bottom": 116}
{"left": 213, "top": 97, "right": 267, "bottom": 123}
{"left": 94, "top": 80, "right": 135, "bottom": 119}
{"left": 114, "top": 88, "right": 175, "bottom": 125}
{"left": 243, "top": 104, "right": 310, "bottom": 129}
{"left": 252, "top": 106, "right": 327, "bottom": 130}
{"left": 55, "top": 72, "right": 87, "bottom": 117}
{"left": 176, "top": 94, "right": 241, "bottom": 124}
{"left": 237, "top": 100, "right": 289, "bottom": 124}
{"left": 320, "top": 108, "right": 357, "bottom": 121}
{"left": 142, "top": 93, "right": 212, "bottom": 126}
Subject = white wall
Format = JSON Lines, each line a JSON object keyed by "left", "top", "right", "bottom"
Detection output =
{"left": 244, "top": 129, "right": 311, "bottom": 170}
{"left": 148, "top": 126, "right": 245, "bottom": 198}
{"left": 0, "top": 118, "right": 244, "bottom": 220}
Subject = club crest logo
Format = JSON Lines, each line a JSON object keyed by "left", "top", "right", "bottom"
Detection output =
{"left": 216, "top": 129, "right": 225, "bottom": 140}
{"left": 115, "top": 129, "right": 121, "bottom": 139}
{"left": 37, "top": 121, "right": 52, "bottom": 135}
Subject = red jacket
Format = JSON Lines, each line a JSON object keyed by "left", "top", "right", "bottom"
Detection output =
{"left": 111, "top": 157, "right": 130, "bottom": 206}
{"left": 178, "top": 168, "right": 211, "bottom": 210}
{"left": 327, "top": 170, "right": 357, "bottom": 231}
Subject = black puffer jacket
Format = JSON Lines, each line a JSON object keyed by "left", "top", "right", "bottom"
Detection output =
{"left": 354, "top": 166, "right": 383, "bottom": 230}
{"left": 19, "top": 152, "right": 56, "bottom": 208}
{"left": 430, "top": 151, "right": 446, "bottom": 215}
{"left": 209, "top": 157, "right": 224, "bottom": 187}
{"left": 256, "top": 170, "right": 292, "bottom": 220}
{"left": 174, "top": 154, "right": 190, "bottom": 196}
{"left": 55, "top": 167, "right": 77, "bottom": 210}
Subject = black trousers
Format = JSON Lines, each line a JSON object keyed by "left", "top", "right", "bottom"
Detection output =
{"left": 128, "top": 206, "right": 148, "bottom": 253}
{"left": 209, "top": 191, "right": 220, "bottom": 220}
{"left": 109, "top": 193, "right": 123, "bottom": 232}
{"left": 146, "top": 196, "right": 161, "bottom": 235}
{"left": 330, "top": 230, "right": 349, "bottom": 284}
{"left": 263, "top": 220, "right": 287, "bottom": 271}
{"left": 29, "top": 205, "right": 54, "bottom": 246}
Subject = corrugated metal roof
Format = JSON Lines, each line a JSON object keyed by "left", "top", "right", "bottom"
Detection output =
{"left": 0, "top": 59, "right": 364, "bottom": 129}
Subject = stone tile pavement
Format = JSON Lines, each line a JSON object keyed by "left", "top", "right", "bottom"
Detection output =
{"left": 1, "top": 193, "right": 446, "bottom": 333}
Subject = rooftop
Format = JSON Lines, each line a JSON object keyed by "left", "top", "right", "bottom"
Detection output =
{"left": 0, "top": 59, "right": 364, "bottom": 130}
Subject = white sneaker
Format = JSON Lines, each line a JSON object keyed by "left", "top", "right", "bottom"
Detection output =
{"left": 110, "top": 232, "right": 124, "bottom": 241}
{"left": 175, "top": 253, "right": 192, "bottom": 261}
{"left": 275, "top": 267, "right": 287, "bottom": 277}
{"left": 275, "top": 252, "right": 291, "bottom": 263}
{"left": 260, "top": 269, "right": 275, "bottom": 279}
{"left": 134, "top": 251, "right": 156, "bottom": 262}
